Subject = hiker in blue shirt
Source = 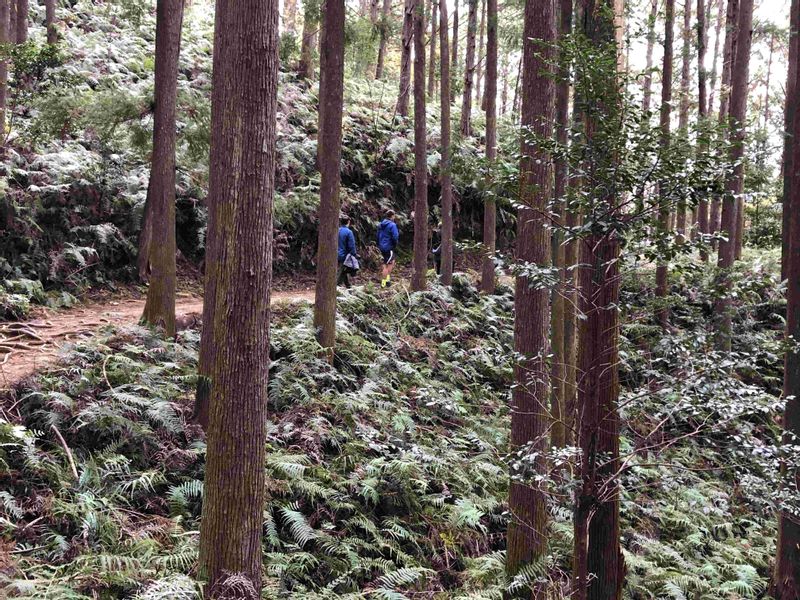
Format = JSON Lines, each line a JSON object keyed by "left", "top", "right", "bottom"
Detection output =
{"left": 376, "top": 210, "right": 399, "bottom": 288}
{"left": 337, "top": 215, "right": 358, "bottom": 288}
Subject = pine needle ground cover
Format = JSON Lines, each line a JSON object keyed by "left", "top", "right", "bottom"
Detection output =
{"left": 0, "top": 261, "right": 786, "bottom": 599}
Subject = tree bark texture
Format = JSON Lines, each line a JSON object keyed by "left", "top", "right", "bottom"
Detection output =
{"left": 642, "top": 0, "right": 658, "bottom": 115}
{"left": 197, "top": 0, "right": 279, "bottom": 597}
{"left": 697, "top": 0, "right": 709, "bottom": 260}
{"left": 15, "top": 0, "right": 25, "bottom": 43}
{"left": 771, "top": 5, "right": 800, "bottom": 592}
{"left": 299, "top": 0, "right": 318, "bottom": 79}
{"left": 550, "top": 0, "right": 572, "bottom": 449}
{"left": 375, "top": 0, "right": 392, "bottom": 79}
{"left": 0, "top": 0, "right": 7, "bottom": 137}
{"left": 440, "top": 0, "right": 454, "bottom": 285}
{"left": 572, "top": 1, "right": 625, "bottom": 597}
{"left": 140, "top": 0, "right": 185, "bottom": 339}
{"left": 45, "top": 0, "right": 56, "bottom": 44}
{"left": 411, "top": 0, "right": 428, "bottom": 291}
{"left": 451, "top": 0, "right": 459, "bottom": 101}
{"left": 427, "top": 0, "right": 437, "bottom": 98}
{"left": 781, "top": 0, "right": 798, "bottom": 282}
{"left": 397, "top": 0, "right": 414, "bottom": 117}
{"left": 708, "top": 0, "right": 723, "bottom": 113}
{"left": 717, "top": 0, "right": 738, "bottom": 134}
{"left": 505, "top": 0, "right": 555, "bottom": 586}
{"left": 312, "top": 0, "right": 345, "bottom": 353}
{"left": 475, "top": 0, "right": 485, "bottom": 108}
{"left": 655, "top": 0, "right": 675, "bottom": 330}
{"left": 480, "top": 0, "right": 497, "bottom": 293}
{"left": 714, "top": 0, "right": 752, "bottom": 352}
{"left": 676, "top": 0, "right": 691, "bottom": 240}
{"left": 460, "top": 0, "right": 478, "bottom": 136}
{"left": 8, "top": 0, "right": 14, "bottom": 44}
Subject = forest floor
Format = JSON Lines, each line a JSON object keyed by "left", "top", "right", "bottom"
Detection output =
{"left": 0, "top": 265, "right": 503, "bottom": 392}
{"left": 0, "top": 285, "right": 316, "bottom": 391}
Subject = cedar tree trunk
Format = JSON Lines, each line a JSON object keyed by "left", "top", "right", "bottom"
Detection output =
{"left": 375, "top": 0, "right": 392, "bottom": 79}
{"left": 140, "top": 0, "right": 185, "bottom": 338}
{"left": 440, "top": 0, "right": 454, "bottom": 284}
{"left": 505, "top": 0, "right": 555, "bottom": 584}
{"left": 781, "top": 0, "right": 798, "bottom": 281}
{"left": 714, "top": 0, "right": 752, "bottom": 352}
{"left": 15, "top": 0, "right": 25, "bottom": 43}
{"left": 427, "top": 0, "right": 437, "bottom": 98}
{"left": 397, "top": 0, "right": 414, "bottom": 117}
{"left": 697, "top": 0, "right": 709, "bottom": 260}
{"left": 573, "top": 1, "right": 625, "bottom": 597}
{"left": 459, "top": 0, "right": 477, "bottom": 136}
{"left": 655, "top": 0, "right": 675, "bottom": 330}
{"left": 479, "top": 0, "right": 497, "bottom": 293}
{"left": 197, "top": 0, "right": 279, "bottom": 596}
{"left": 312, "top": 0, "right": 345, "bottom": 353}
{"left": 550, "top": 0, "right": 572, "bottom": 449}
{"left": 411, "top": 0, "right": 428, "bottom": 291}
{"left": 771, "top": 3, "right": 800, "bottom": 593}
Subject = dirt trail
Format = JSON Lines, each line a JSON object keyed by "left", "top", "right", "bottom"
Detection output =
{"left": 0, "top": 289, "right": 315, "bottom": 391}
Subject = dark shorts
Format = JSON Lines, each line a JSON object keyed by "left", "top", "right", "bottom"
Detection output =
{"left": 381, "top": 249, "right": 395, "bottom": 265}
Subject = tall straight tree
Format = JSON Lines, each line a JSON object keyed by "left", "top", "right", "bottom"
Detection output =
{"left": 550, "top": 0, "right": 572, "bottom": 449}
{"left": 375, "top": 0, "right": 392, "bottom": 79}
{"left": 427, "top": 0, "right": 437, "bottom": 98}
{"left": 771, "top": 7, "right": 800, "bottom": 596}
{"left": 711, "top": 0, "right": 739, "bottom": 243}
{"left": 676, "top": 0, "right": 691, "bottom": 239}
{"left": 479, "top": 0, "right": 497, "bottom": 293}
{"left": 708, "top": 0, "right": 723, "bottom": 113}
{"left": 8, "top": 0, "right": 14, "bottom": 44}
{"left": 411, "top": 0, "right": 428, "bottom": 291}
{"left": 678, "top": 0, "right": 692, "bottom": 133}
{"left": 562, "top": 0, "right": 578, "bottom": 451}
{"left": 474, "top": 0, "right": 485, "bottom": 106}
{"left": 0, "top": 0, "right": 7, "bottom": 138}
{"left": 716, "top": 0, "right": 738, "bottom": 137}
{"left": 312, "top": 0, "right": 345, "bottom": 353}
{"left": 397, "top": 0, "right": 414, "bottom": 117}
{"left": 140, "top": 0, "right": 185, "bottom": 338}
{"left": 781, "top": 0, "right": 798, "bottom": 281}
{"left": 714, "top": 0, "right": 752, "bottom": 352}
{"left": 197, "top": 0, "right": 279, "bottom": 596}
{"left": 655, "top": 0, "right": 675, "bottom": 329}
{"left": 298, "top": 0, "right": 318, "bottom": 79}
{"left": 440, "top": 0, "right": 454, "bottom": 285}
{"left": 451, "top": 0, "right": 459, "bottom": 101}
{"left": 45, "top": 0, "right": 56, "bottom": 43}
{"left": 573, "top": 0, "right": 625, "bottom": 596}
{"left": 697, "top": 0, "right": 710, "bottom": 260}
{"left": 460, "top": 0, "right": 478, "bottom": 136}
{"left": 15, "top": 0, "right": 25, "bottom": 42}
{"left": 505, "top": 0, "right": 555, "bottom": 583}
{"left": 642, "top": 0, "right": 658, "bottom": 115}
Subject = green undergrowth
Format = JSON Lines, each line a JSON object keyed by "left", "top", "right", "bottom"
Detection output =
{"left": 0, "top": 0, "right": 507, "bottom": 295}
{"left": 0, "top": 278, "right": 77, "bottom": 320}
{"left": 0, "top": 262, "right": 789, "bottom": 599}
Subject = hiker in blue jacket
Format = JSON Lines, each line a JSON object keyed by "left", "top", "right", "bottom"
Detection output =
{"left": 337, "top": 215, "right": 358, "bottom": 288}
{"left": 376, "top": 210, "right": 399, "bottom": 288}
